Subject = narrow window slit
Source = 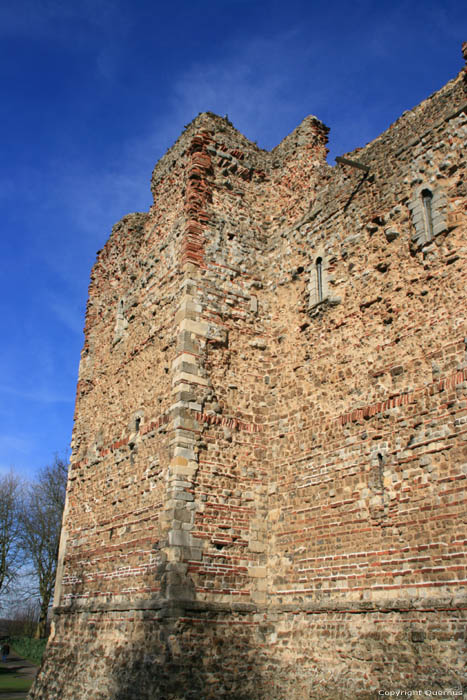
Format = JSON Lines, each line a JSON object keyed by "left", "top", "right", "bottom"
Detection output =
{"left": 377, "top": 453, "right": 385, "bottom": 492}
{"left": 316, "top": 257, "right": 323, "bottom": 302}
{"left": 421, "top": 189, "right": 434, "bottom": 241}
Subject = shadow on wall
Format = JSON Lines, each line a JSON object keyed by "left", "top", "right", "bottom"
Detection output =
{"left": 30, "top": 602, "right": 269, "bottom": 699}
{"left": 111, "top": 611, "right": 266, "bottom": 700}
{"left": 77, "top": 531, "right": 268, "bottom": 697}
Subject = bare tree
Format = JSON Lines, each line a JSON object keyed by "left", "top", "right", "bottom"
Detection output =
{"left": 20, "top": 457, "right": 68, "bottom": 638}
{"left": 0, "top": 471, "right": 23, "bottom": 599}
{"left": 5, "top": 599, "right": 40, "bottom": 637}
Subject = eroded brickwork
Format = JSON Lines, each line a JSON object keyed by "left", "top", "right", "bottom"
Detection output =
{"left": 30, "top": 50, "right": 467, "bottom": 700}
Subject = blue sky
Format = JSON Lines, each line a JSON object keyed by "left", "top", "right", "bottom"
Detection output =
{"left": 0, "top": 0, "right": 465, "bottom": 478}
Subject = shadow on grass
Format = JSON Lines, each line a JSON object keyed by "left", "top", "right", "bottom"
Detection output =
{"left": 0, "top": 665, "right": 33, "bottom": 694}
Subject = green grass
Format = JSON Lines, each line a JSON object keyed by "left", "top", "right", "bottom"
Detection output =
{"left": 10, "top": 637, "right": 46, "bottom": 666}
{"left": 0, "top": 666, "right": 33, "bottom": 693}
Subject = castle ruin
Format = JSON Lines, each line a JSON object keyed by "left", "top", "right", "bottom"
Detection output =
{"left": 30, "top": 46, "right": 467, "bottom": 699}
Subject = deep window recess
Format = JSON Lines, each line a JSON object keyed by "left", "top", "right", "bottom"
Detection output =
{"left": 408, "top": 185, "right": 447, "bottom": 249}
{"left": 316, "top": 257, "right": 323, "bottom": 302}
{"left": 421, "top": 189, "right": 434, "bottom": 242}
{"left": 308, "top": 254, "right": 341, "bottom": 312}
{"left": 113, "top": 299, "right": 128, "bottom": 345}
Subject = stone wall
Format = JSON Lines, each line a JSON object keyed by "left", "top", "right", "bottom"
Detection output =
{"left": 259, "top": 64, "right": 467, "bottom": 698}
{"left": 30, "top": 50, "right": 467, "bottom": 700}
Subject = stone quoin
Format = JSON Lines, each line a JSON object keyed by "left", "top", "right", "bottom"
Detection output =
{"left": 29, "top": 46, "right": 467, "bottom": 699}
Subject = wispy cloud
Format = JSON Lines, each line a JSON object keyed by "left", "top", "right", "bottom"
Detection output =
{"left": 0, "top": 434, "right": 32, "bottom": 455}
{"left": 0, "top": 0, "right": 126, "bottom": 42}
{"left": 57, "top": 167, "right": 152, "bottom": 238}
{"left": 46, "top": 294, "right": 85, "bottom": 336}
{"left": 26, "top": 29, "right": 323, "bottom": 279}
{"left": 7, "top": 28, "right": 333, "bottom": 302}
{"left": 164, "top": 30, "right": 324, "bottom": 150}
{"left": 0, "top": 384, "right": 73, "bottom": 404}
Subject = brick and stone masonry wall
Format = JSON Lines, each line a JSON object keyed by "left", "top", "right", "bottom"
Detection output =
{"left": 30, "top": 50, "right": 466, "bottom": 700}
{"left": 261, "top": 65, "right": 467, "bottom": 694}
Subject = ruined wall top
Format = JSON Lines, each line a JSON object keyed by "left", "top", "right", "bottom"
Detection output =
{"left": 150, "top": 110, "right": 330, "bottom": 199}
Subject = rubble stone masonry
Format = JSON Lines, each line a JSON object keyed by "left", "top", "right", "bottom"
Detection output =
{"left": 30, "top": 48, "right": 467, "bottom": 699}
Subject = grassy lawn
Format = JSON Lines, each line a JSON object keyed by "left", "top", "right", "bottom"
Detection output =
{"left": 0, "top": 665, "right": 33, "bottom": 694}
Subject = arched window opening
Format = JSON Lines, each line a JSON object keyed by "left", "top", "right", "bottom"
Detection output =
{"left": 316, "top": 257, "right": 323, "bottom": 303}
{"left": 421, "top": 188, "right": 434, "bottom": 241}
